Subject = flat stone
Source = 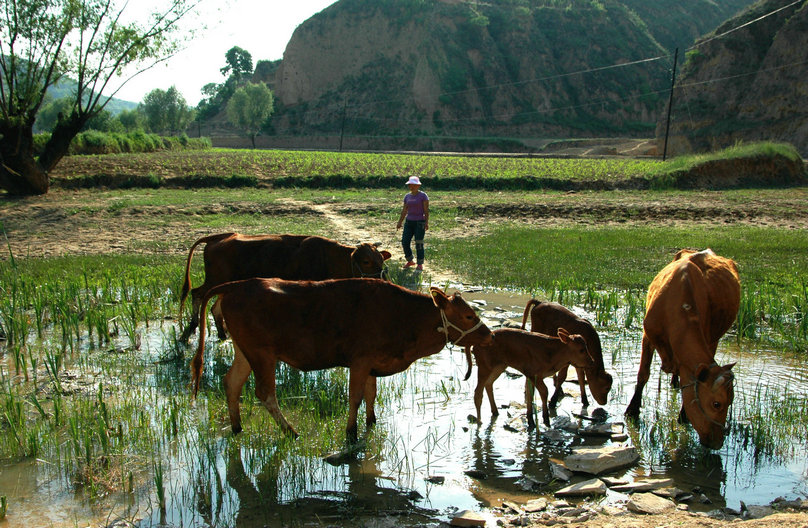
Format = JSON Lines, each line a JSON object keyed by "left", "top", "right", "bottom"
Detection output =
{"left": 504, "top": 416, "right": 526, "bottom": 433}
{"left": 611, "top": 478, "right": 674, "bottom": 492}
{"left": 611, "top": 433, "right": 629, "bottom": 442}
{"left": 601, "top": 476, "right": 629, "bottom": 487}
{"left": 745, "top": 505, "right": 775, "bottom": 519}
{"left": 652, "top": 486, "right": 686, "bottom": 498}
{"left": 516, "top": 475, "right": 546, "bottom": 491}
{"left": 556, "top": 478, "right": 608, "bottom": 497}
{"left": 627, "top": 492, "right": 676, "bottom": 514}
{"left": 552, "top": 416, "right": 579, "bottom": 432}
{"left": 502, "top": 501, "right": 522, "bottom": 514}
{"left": 564, "top": 446, "right": 640, "bottom": 475}
{"left": 450, "top": 509, "right": 487, "bottom": 527}
{"left": 464, "top": 469, "right": 487, "bottom": 480}
{"left": 542, "top": 428, "right": 568, "bottom": 444}
{"left": 549, "top": 459, "right": 573, "bottom": 481}
{"left": 578, "top": 423, "right": 623, "bottom": 437}
{"left": 524, "top": 498, "right": 548, "bottom": 513}
{"left": 425, "top": 475, "right": 445, "bottom": 484}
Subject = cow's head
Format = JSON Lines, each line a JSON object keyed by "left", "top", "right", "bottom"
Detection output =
{"left": 351, "top": 243, "right": 392, "bottom": 280}
{"left": 557, "top": 328, "right": 595, "bottom": 369}
{"left": 585, "top": 369, "right": 613, "bottom": 406}
{"left": 683, "top": 362, "right": 735, "bottom": 449}
{"left": 430, "top": 287, "right": 492, "bottom": 346}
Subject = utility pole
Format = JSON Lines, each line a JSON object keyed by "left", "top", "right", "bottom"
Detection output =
{"left": 339, "top": 100, "right": 347, "bottom": 152}
{"left": 662, "top": 47, "right": 678, "bottom": 162}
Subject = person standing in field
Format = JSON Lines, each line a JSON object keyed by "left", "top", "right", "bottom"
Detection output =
{"left": 396, "top": 176, "right": 429, "bottom": 271}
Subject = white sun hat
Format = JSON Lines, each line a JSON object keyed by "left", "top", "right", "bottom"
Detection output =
{"left": 406, "top": 176, "right": 421, "bottom": 185}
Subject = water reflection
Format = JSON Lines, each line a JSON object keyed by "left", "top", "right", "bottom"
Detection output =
{"left": 1, "top": 290, "right": 807, "bottom": 527}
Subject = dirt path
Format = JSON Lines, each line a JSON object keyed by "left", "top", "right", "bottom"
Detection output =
{"left": 299, "top": 199, "right": 457, "bottom": 285}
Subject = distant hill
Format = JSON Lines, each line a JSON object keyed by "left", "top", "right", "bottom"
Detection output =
{"left": 45, "top": 77, "right": 138, "bottom": 115}
{"left": 659, "top": 0, "right": 808, "bottom": 157}
{"left": 252, "top": 0, "right": 754, "bottom": 150}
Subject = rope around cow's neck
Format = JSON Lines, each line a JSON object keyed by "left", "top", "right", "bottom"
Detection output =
{"left": 679, "top": 362, "right": 732, "bottom": 431}
{"left": 351, "top": 259, "right": 384, "bottom": 278}
{"left": 437, "top": 309, "right": 484, "bottom": 348}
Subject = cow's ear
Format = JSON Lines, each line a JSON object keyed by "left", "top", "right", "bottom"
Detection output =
{"left": 430, "top": 287, "right": 449, "bottom": 308}
{"left": 557, "top": 327, "right": 570, "bottom": 343}
{"left": 381, "top": 250, "right": 392, "bottom": 261}
{"left": 696, "top": 363, "right": 711, "bottom": 382}
{"left": 723, "top": 362, "right": 736, "bottom": 372}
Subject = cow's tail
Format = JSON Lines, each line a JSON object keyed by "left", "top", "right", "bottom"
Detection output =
{"left": 463, "top": 345, "right": 474, "bottom": 381}
{"left": 521, "top": 298, "right": 540, "bottom": 330}
{"left": 190, "top": 282, "right": 231, "bottom": 398}
{"left": 179, "top": 233, "right": 231, "bottom": 322}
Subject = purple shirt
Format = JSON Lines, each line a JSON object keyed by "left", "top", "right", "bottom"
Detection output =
{"left": 404, "top": 191, "right": 429, "bottom": 221}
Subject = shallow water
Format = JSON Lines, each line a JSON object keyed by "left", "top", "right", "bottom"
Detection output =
{"left": 1, "top": 288, "right": 807, "bottom": 527}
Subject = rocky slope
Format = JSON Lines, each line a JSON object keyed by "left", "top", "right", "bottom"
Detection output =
{"left": 254, "top": 0, "right": 753, "bottom": 149}
{"left": 658, "top": 0, "right": 808, "bottom": 157}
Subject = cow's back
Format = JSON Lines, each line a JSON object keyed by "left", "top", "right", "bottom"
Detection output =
{"left": 219, "top": 278, "right": 425, "bottom": 369}
{"left": 683, "top": 249, "right": 740, "bottom": 344}
{"left": 203, "top": 234, "right": 309, "bottom": 284}
{"left": 529, "top": 302, "right": 604, "bottom": 369}
{"left": 646, "top": 249, "right": 740, "bottom": 349}
{"left": 292, "top": 236, "right": 353, "bottom": 279}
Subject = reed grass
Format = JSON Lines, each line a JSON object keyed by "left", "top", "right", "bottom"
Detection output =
{"left": 431, "top": 224, "right": 808, "bottom": 351}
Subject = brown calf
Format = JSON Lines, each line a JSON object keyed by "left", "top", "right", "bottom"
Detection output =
{"left": 179, "top": 232, "right": 391, "bottom": 341}
{"left": 625, "top": 248, "right": 740, "bottom": 449}
{"left": 466, "top": 327, "right": 594, "bottom": 429}
{"left": 521, "top": 300, "right": 613, "bottom": 407}
{"left": 191, "top": 278, "right": 492, "bottom": 441}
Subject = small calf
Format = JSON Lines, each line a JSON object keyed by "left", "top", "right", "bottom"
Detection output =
{"left": 521, "top": 299, "right": 613, "bottom": 408}
{"left": 466, "top": 327, "right": 594, "bottom": 428}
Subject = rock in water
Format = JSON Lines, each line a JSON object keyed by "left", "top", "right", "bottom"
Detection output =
{"left": 564, "top": 445, "right": 639, "bottom": 475}
{"left": 627, "top": 492, "right": 676, "bottom": 514}
{"left": 450, "top": 509, "right": 487, "bottom": 527}
{"left": 555, "top": 478, "right": 608, "bottom": 496}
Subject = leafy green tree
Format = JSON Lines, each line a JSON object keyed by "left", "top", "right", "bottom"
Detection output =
{"left": 140, "top": 86, "right": 194, "bottom": 135}
{"left": 116, "top": 108, "right": 146, "bottom": 132}
{"left": 220, "top": 46, "right": 253, "bottom": 83}
{"left": 226, "top": 82, "right": 274, "bottom": 148}
{"left": 0, "top": 0, "right": 201, "bottom": 195}
{"left": 195, "top": 47, "right": 254, "bottom": 120}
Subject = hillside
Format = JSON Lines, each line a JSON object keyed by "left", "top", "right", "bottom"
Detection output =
{"left": 252, "top": 0, "right": 753, "bottom": 151}
{"left": 659, "top": 0, "right": 808, "bottom": 157}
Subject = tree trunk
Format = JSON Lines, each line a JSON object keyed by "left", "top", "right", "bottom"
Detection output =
{"left": 0, "top": 113, "right": 85, "bottom": 196}
{"left": 0, "top": 122, "right": 49, "bottom": 195}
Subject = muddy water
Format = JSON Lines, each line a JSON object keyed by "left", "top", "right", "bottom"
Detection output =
{"left": 1, "top": 289, "right": 807, "bottom": 527}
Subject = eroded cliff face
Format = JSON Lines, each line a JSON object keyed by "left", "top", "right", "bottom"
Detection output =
{"left": 255, "top": 0, "right": 759, "bottom": 145}
{"left": 659, "top": 0, "right": 808, "bottom": 156}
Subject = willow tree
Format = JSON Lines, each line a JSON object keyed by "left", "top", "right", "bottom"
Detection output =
{"left": 0, "top": 0, "right": 201, "bottom": 195}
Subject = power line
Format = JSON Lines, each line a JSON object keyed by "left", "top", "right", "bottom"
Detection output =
{"left": 687, "top": 0, "right": 805, "bottom": 51}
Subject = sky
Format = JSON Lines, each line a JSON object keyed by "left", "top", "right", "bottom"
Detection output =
{"left": 109, "top": 0, "right": 337, "bottom": 106}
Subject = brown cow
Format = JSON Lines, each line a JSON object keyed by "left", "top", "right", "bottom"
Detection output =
{"left": 178, "top": 233, "right": 391, "bottom": 341}
{"left": 191, "top": 278, "right": 493, "bottom": 441}
{"left": 521, "top": 300, "right": 613, "bottom": 408}
{"left": 466, "top": 327, "right": 594, "bottom": 429}
{"left": 625, "top": 248, "right": 740, "bottom": 449}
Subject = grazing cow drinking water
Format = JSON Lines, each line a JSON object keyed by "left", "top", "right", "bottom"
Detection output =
{"left": 625, "top": 248, "right": 740, "bottom": 449}
{"left": 191, "top": 278, "right": 493, "bottom": 441}
{"left": 178, "top": 232, "right": 391, "bottom": 341}
{"left": 521, "top": 300, "right": 613, "bottom": 408}
{"left": 465, "top": 327, "right": 595, "bottom": 428}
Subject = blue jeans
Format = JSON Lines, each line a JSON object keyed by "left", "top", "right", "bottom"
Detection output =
{"left": 402, "top": 220, "right": 426, "bottom": 264}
